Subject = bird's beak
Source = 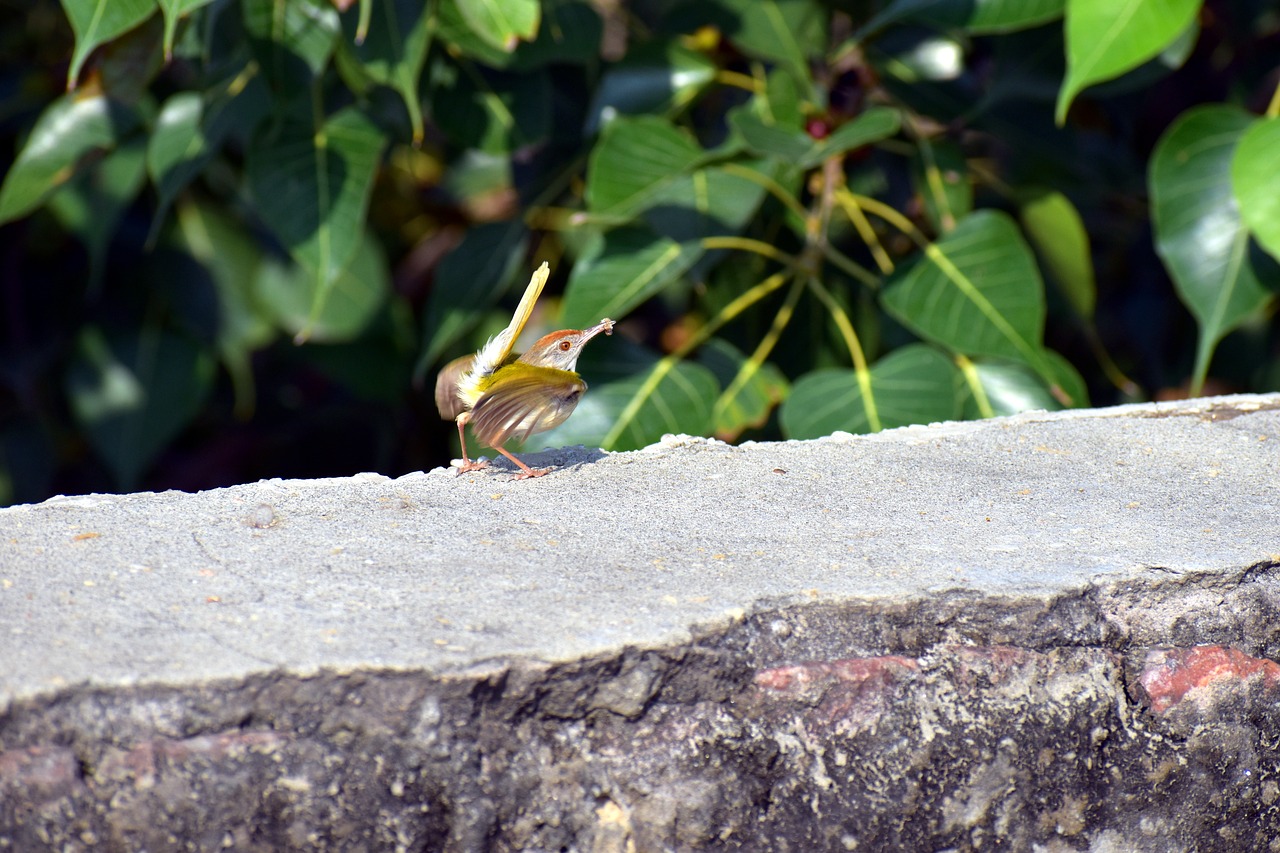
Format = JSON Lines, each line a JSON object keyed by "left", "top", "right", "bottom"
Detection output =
{"left": 584, "top": 318, "right": 615, "bottom": 341}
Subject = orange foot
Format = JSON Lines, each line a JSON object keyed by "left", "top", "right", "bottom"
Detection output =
{"left": 511, "top": 468, "right": 551, "bottom": 480}
{"left": 453, "top": 458, "right": 490, "bottom": 474}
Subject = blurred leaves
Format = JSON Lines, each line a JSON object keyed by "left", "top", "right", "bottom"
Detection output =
{"left": 1056, "top": 0, "right": 1200, "bottom": 123}
{"left": 1152, "top": 105, "right": 1275, "bottom": 394}
{"left": 3, "top": 0, "right": 1278, "bottom": 503}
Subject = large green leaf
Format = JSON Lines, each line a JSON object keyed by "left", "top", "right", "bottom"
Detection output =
{"left": 585, "top": 116, "right": 704, "bottom": 218}
{"left": 585, "top": 41, "right": 717, "bottom": 134}
{"left": 1232, "top": 116, "right": 1280, "bottom": 266}
{"left": 414, "top": 221, "right": 529, "bottom": 378}
{"left": 0, "top": 93, "right": 141, "bottom": 224}
{"left": 247, "top": 107, "right": 386, "bottom": 340}
{"left": 256, "top": 228, "right": 390, "bottom": 344}
{"left": 1055, "top": 0, "right": 1201, "bottom": 124}
{"left": 157, "top": 0, "right": 215, "bottom": 58}
{"left": 60, "top": 0, "right": 156, "bottom": 88}
{"left": 65, "top": 326, "right": 214, "bottom": 489}
{"left": 1019, "top": 189, "right": 1095, "bottom": 318}
{"left": 561, "top": 228, "right": 703, "bottom": 329}
{"left": 47, "top": 137, "right": 148, "bottom": 293}
{"left": 1152, "top": 105, "right": 1273, "bottom": 391}
{"left": 780, "top": 345, "right": 960, "bottom": 438}
{"left": 242, "top": 0, "right": 341, "bottom": 94}
{"left": 340, "top": 0, "right": 431, "bottom": 144}
{"left": 881, "top": 210, "right": 1049, "bottom": 371}
{"left": 456, "top": 0, "right": 539, "bottom": 52}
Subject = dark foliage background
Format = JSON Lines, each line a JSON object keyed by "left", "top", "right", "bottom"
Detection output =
{"left": 1, "top": 0, "right": 1277, "bottom": 506}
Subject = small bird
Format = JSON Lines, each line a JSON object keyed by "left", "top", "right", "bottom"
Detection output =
{"left": 435, "top": 262, "right": 614, "bottom": 479}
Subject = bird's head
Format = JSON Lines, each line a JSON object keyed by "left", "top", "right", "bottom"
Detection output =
{"left": 517, "top": 318, "right": 614, "bottom": 372}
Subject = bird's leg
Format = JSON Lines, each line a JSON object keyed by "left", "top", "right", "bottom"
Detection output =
{"left": 494, "top": 445, "right": 549, "bottom": 479}
{"left": 453, "top": 415, "right": 489, "bottom": 473}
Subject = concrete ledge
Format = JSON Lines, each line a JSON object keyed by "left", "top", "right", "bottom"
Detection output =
{"left": 3, "top": 394, "right": 1279, "bottom": 850}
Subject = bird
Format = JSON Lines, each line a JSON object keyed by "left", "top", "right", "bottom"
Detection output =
{"left": 435, "top": 262, "right": 614, "bottom": 479}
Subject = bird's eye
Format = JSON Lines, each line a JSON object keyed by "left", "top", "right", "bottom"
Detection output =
{"left": 559, "top": 340, "right": 572, "bottom": 352}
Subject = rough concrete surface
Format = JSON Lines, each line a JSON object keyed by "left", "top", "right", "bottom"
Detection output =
{"left": 2, "top": 393, "right": 1280, "bottom": 851}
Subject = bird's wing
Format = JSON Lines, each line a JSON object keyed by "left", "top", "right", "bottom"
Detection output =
{"left": 469, "top": 365, "right": 586, "bottom": 449}
{"left": 457, "top": 263, "right": 550, "bottom": 409}
{"left": 434, "top": 353, "right": 475, "bottom": 421}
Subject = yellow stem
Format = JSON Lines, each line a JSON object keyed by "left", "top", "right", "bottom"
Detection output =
{"left": 701, "top": 236, "right": 795, "bottom": 267}
{"left": 602, "top": 271, "right": 791, "bottom": 447}
{"left": 712, "top": 277, "right": 805, "bottom": 423}
{"left": 808, "top": 276, "right": 879, "bottom": 431}
{"left": 840, "top": 189, "right": 931, "bottom": 250}
{"left": 1268, "top": 79, "right": 1280, "bottom": 119}
{"left": 832, "top": 192, "right": 894, "bottom": 275}
{"left": 820, "top": 244, "right": 881, "bottom": 288}
{"left": 955, "top": 355, "right": 994, "bottom": 419}
{"left": 716, "top": 69, "right": 762, "bottom": 92}
{"left": 720, "top": 162, "right": 810, "bottom": 223}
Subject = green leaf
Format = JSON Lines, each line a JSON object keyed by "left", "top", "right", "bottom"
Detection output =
{"left": 641, "top": 161, "right": 773, "bottom": 243}
{"left": 0, "top": 92, "right": 141, "bottom": 224}
{"left": 429, "top": 58, "right": 550, "bottom": 153}
{"left": 157, "top": 0, "right": 216, "bottom": 59}
{"left": 47, "top": 136, "right": 148, "bottom": 293}
{"left": 1233, "top": 116, "right": 1280, "bottom": 266}
{"left": 242, "top": 0, "right": 341, "bottom": 95}
{"left": 798, "top": 107, "right": 901, "bottom": 169}
{"left": 148, "top": 72, "right": 269, "bottom": 234}
{"left": 1153, "top": 105, "right": 1274, "bottom": 392}
{"left": 436, "top": 0, "right": 515, "bottom": 66}
{"left": 60, "top": 0, "right": 156, "bottom": 88}
{"left": 456, "top": 0, "right": 539, "bottom": 52}
{"left": 959, "top": 357, "right": 1075, "bottom": 418}
{"left": 881, "top": 210, "right": 1049, "bottom": 372}
{"left": 1019, "top": 189, "right": 1096, "bottom": 318}
{"left": 1055, "top": 0, "right": 1201, "bottom": 124}
{"left": 174, "top": 198, "right": 276, "bottom": 416}
{"left": 585, "top": 41, "right": 717, "bottom": 134}
{"left": 700, "top": 338, "right": 789, "bottom": 440}
{"left": 561, "top": 228, "right": 703, "bottom": 328}
{"left": 585, "top": 116, "right": 704, "bottom": 218}
{"left": 730, "top": 108, "right": 812, "bottom": 162}
{"left": 780, "top": 345, "right": 960, "bottom": 438}
{"left": 717, "top": 0, "right": 823, "bottom": 89}
{"left": 65, "top": 326, "right": 214, "bottom": 489}
{"left": 859, "top": 0, "right": 1064, "bottom": 36}
{"left": 414, "top": 221, "right": 529, "bottom": 378}
{"left": 511, "top": 0, "right": 601, "bottom": 68}
{"left": 256, "top": 228, "right": 391, "bottom": 343}
{"left": 340, "top": 0, "right": 431, "bottom": 144}
{"left": 247, "top": 107, "right": 387, "bottom": 340}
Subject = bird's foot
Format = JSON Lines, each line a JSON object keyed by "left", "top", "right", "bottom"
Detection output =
{"left": 510, "top": 468, "right": 551, "bottom": 480}
{"left": 451, "top": 458, "right": 490, "bottom": 475}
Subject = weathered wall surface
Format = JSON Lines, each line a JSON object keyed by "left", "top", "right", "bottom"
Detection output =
{"left": 3, "top": 395, "right": 1279, "bottom": 851}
